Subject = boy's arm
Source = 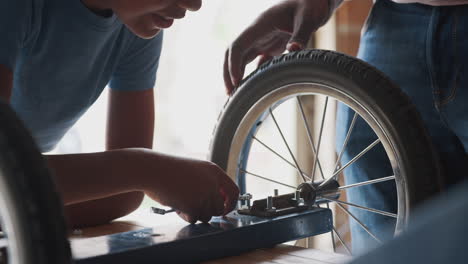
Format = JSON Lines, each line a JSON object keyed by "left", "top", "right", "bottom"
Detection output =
{"left": 107, "top": 32, "right": 163, "bottom": 150}
{"left": 0, "top": 64, "right": 13, "bottom": 101}
{"left": 106, "top": 88, "right": 155, "bottom": 150}
{"left": 47, "top": 148, "right": 239, "bottom": 223}
{"left": 0, "top": 64, "right": 134, "bottom": 207}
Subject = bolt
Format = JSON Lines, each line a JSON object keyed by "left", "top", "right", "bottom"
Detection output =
{"left": 151, "top": 207, "right": 176, "bottom": 215}
{"left": 293, "top": 190, "right": 304, "bottom": 206}
{"left": 239, "top": 193, "right": 253, "bottom": 210}
{"left": 239, "top": 193, "right": 253, "bottom": 201}
{"left": 72, "top": 229, "right": 83, "bottom": 236}
{"left": 295, "top": 190, "right": 301, "bottom": 200}
{"left": 266, "top": 196, "right": 276, "bottom": 212}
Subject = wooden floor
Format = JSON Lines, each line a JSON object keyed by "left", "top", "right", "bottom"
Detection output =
{"left": 70, "top": 209, "right": 351, "bottom": 264}
{"left": 204, "top": 245, "right": 350, "bottom": 264}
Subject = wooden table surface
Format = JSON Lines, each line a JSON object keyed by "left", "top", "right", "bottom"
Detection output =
{"left": 70, "top": 209, "right": 351, "bottom": 264}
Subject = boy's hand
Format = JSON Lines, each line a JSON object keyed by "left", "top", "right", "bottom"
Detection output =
{"left": 140, "top": 152, "right": 239, "bottom": 224}
{"left": 224, "top": 0, "right": 331, "bottom": 95}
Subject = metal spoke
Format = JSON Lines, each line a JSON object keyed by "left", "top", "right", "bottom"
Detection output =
{"left": 322, "top": 197, "right": 397, "bottom": 218}
{"left": 335, "top": 202, "right": 382, "bottom": 243}
{"left": 253, "top": 136, "right": 312, "bottom": 181}
{"left": 334, "top": 112, "right": 358, "bottom": 172}
{"left": 319, "top": 204, "right": 351, "bottom": 255}
{"left": 296, "top": 97, "right": 325, "bottom": 180}
{"left": 338, "top": 176, "right": 396, "bottom": 190}
{"left": 269, "top": 108, "right": 309, "bottom": 184}
{"left": 332, "top": 226, "right": 352, "bottom": 255}
{"left": 319, "top": 139, "right": 381, "bottom": 188}
{"left": 311, "top": 97, "right": 329, "bottom": 182}
{"left": 239, "top": 168, "right": 296, "bottom": 189}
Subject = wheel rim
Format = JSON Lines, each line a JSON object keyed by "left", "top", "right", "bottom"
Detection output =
{"left": 226, "top": 83, "right": 409, "bottom": 254}
{"left": 0, "top": 167, "right": 28, "bottom": 264}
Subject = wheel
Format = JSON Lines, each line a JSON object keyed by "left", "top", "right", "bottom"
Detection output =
{"left": 0, "top": 100, "right": 71, "bottom": 264}
{"left": 209, "top": 49, "right": 443, "bottom": 254}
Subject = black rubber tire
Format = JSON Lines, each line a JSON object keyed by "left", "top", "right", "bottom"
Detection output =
{"left": 209, "top": 49, "right": 443, "bottom": 220}
{"left": 0, "top": 99, "right": 70, "bottom": 264}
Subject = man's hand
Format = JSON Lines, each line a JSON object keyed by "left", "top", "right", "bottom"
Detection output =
{"left": 224, "top": 0, "right": 331, "bottom": 95}
{"left": 140, "top": 151, "right": 240, "bottom": 224}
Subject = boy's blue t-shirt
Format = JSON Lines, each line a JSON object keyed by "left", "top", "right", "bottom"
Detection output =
{"left": 0, "top": 0, "right": 163, "bottom": 151}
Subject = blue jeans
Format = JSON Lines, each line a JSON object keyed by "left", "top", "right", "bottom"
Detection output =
{"left": 350, "top": 181, "right": 468, "bottom": 264}
{"left": 336, "top": 0, "right": 468, "bottom": 254}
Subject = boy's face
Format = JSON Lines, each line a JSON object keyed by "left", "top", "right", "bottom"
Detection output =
{"left": 112, "top": 0, "right": 202, "bottom": 39}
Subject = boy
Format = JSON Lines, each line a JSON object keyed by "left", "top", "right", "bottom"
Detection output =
{"left": 0, "top": 0, "right": 239, "bottom": 227}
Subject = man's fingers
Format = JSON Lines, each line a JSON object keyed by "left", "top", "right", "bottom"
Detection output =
{"left": 287, "top": 7, "right": 319, "bottom": 52}
{"left": 225, "top": 44, "right": 257, "bottom": 95}
{"left": 227, "top": 22, "right": 269, "bottom": 91}
{"left": 224, "top": 15, "right": 280, "bottom": 95}
{"left": 258, "top": 55, "right": 272, "bottom": 67}
{"left": 228, "top": 44, "right": 245, "bottom": 89}
{"left": 224, "top": 49, "right": 234, "bottom": 95}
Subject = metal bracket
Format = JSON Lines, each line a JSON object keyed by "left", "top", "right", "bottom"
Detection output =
{"left": 237, "top": 179, "right": 340, "bottom": 217}
{"left": 72, "top": 209, "right": 333, "bottom": 264}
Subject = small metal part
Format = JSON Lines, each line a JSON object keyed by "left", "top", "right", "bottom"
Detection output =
{"left": 295, "top": 190, "right": 301, "bottom": 200}
{"left": 266, "top": 196, "right": 272, "bottom": 209}
{"left": 239, "top": 193, "right": 308, "bottom": 217}
{"left": 237, "top": 179, "right": 341, "bottom": 217}
{"left": 292, "top": 190, "right": 304, "bottom": 205}
{"left": 314, "top": 179, "right": 341, "bottom": 204}
{"left": 296, "top": 182, "right": 317, "bottom": 206}
{"left": 239, "top": 193, "right": 253, "bottom": 209}
{"left": 266, "top": 196, "right": 276, "bottom": 212}
{"left": 151, "top": 207, "right": 176, "bottom": 215}
{"left": 291, "top": 190, "right": 301, "bottom": 205}
{"left": 239, "top": 193, "right": 253, "bottom": 201}
{"left": 72, "top": 229, "right": 83, "bottom": 236}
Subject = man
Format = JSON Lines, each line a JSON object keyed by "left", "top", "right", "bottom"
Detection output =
{"left": 0, "top": 0, "right": 239, "bottom": 227}
{"left": 224, "top": 0, "right": 468, "bottom": 254}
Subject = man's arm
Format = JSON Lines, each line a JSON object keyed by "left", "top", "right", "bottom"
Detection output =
{"left": 224, "top": 0, "right": 347, "bottom": 94}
